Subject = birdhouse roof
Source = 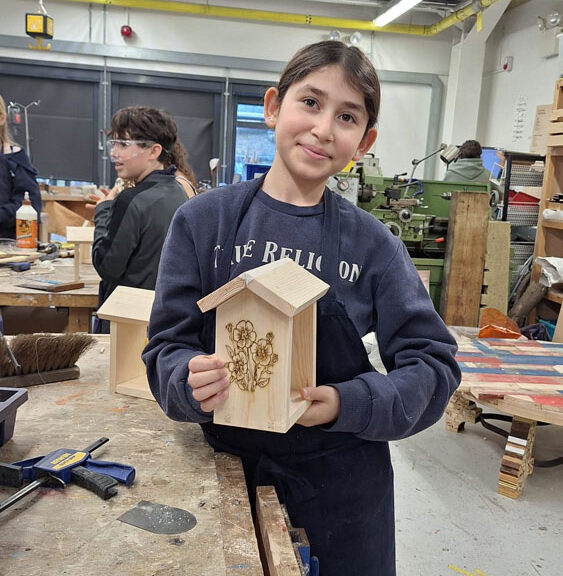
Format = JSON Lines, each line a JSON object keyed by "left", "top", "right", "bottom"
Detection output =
{"left": 197, "top": 258, "right": 329, "bottom": 317}
{"left": 96, "top": 285, "right": 155, "bottom": 324}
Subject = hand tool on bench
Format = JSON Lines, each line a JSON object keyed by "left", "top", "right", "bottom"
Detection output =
{"left": 0, "top": 437, "right": 135, "bottom": 514}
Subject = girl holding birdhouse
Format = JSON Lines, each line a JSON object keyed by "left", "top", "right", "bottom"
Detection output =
{"left": 144, "top": 40, "right": 460, "bottom": 576}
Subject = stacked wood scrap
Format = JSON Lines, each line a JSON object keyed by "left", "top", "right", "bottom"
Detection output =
{"left": 498, "top": 418, "right": 536, "bottom": 499}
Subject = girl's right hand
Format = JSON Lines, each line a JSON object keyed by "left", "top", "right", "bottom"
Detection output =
{"left": 188, "top": 354, "right": 230, "bottom": 413}
{"left": 85, "top": 186, "right": 119, "bottom": 210}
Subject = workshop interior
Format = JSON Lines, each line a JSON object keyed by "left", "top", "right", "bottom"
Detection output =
{"left": 0, "top": 1, "right": 562, "bottom": 575}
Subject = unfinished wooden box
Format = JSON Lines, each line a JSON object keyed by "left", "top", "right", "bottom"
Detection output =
{"left": 198, "top": 258, "right": 329, "bottom": 433}
{"left": 96, "top": 285, "right": 155, "bottom": 401}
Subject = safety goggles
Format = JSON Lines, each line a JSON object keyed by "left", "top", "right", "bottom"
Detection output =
{"left": 106, "top": 139, "right": 156, "bottom": 156}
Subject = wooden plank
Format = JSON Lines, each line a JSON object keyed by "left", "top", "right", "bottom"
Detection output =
{"left": 484, "top": 395, "right": 563, "bottom": 426}
{"left": 481, "top": 221, "right": 511, "bottom": 314}
{"left": 245, "top": 259, "right": 329, "bottom": 317}
{"left": 108, "top": 321, "right": 150, "bottom": 398}
{"left": 547, "top": 133, "right": 563, "bottom": 147}
{"left": 16, "top": 281, "right": 85, "bottom": 292}
{"left": 198, "top": 276, "right": 246, "bottom": 313}
{"left": 256, "top": 486, "right": 302, "bottom": 576}
{"left": 548, "top": 120, "right": 563, "bottom": 134}
{"left": 530, "top": 104, "right": 552, "bottom": 155}
{"left": 198, "top": 259, "right": 329, "bottom": 318}
{"left": 543, "top": 219, "right": 563, "bottom": 230}
{"left": 115, "top": 375, "right": 154, "bottom": 401}
{"left": 439, "top": 191, "right": 490, "bottom": 326}
{"left": 66, "top": 225, "right": 94, "bottom": 243}
{"left": 215, "top": 454, "right": 264, "bottom": 576}
{"left": 554, "top": 307, "right": 563, "bottom": 343}
{"left": 97, "top": 285, "right": 155, "bottom": 324}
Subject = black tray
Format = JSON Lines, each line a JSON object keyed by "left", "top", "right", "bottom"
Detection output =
{"left": 0, "top": 387, "right": 28, "bottom": 447}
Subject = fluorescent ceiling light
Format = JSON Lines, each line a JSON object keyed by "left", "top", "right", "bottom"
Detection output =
{"left": 373, "top": 0, "right": 424, "bottom": 27}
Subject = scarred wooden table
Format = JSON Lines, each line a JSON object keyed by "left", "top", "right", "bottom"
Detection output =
{"left": 0, "top": 262, "right": 100, "bottom": 332}
{"left": 0, "top": 336, "right": 263, "bottom": 576}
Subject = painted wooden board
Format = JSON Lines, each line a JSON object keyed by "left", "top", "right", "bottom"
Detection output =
{"left": 456, "top": 338, "right": 563, "bottom": 398}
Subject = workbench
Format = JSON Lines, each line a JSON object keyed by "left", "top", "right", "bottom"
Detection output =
{"left": 0, "top": 262, "right": 99, "bottom": 332}
{"left": 0, "top": 336, "right": 263, "bottom": 576}
{"left": 446, "top": 330, "right": 563, "bottom": 498}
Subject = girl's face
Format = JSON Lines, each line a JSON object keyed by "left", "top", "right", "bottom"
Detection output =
{"left": 265, "top": 65, "right": 377, "bottom": 188}
{"left": 108, "top": 134, "right": 162, "bottom": 182}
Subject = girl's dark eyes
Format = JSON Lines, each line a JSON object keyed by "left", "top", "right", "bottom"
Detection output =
{"left": 300, "top": 98, "right": 357, "bottom": 124}
{"left": 340, "top": 113, "right": 356, "bottom": 124}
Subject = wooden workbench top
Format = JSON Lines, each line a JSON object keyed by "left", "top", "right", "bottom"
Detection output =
{"left": 0, "top": 336, "right": 262, "bottom": 576}
{"left": 0, "top": 262, "right": 99, "bottom": 306}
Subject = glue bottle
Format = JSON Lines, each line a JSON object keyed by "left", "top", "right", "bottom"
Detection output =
{"left": 15, "top": 191, "right": 38, "bottom": 249}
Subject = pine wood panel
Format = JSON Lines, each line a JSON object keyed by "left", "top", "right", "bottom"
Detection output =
{"left": 109, "top": 321, "right": 150, "bottom": 398}
{"left": 66, "top": 226, "right": 95, "bottom": 243}
{"left": 439, "top": 191, "right": 490, "bottom": 326}
{"left": 213, "top": 290, "right": 298, "bottom": 433}
{"left": 244, "top": 259, "right": 329, "bottom": 317}
{"left": 97, "top": 285, "right": 155, "bottom": 323}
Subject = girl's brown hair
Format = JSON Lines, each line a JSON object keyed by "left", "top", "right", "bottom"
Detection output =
{"left": 108, "top": 106, "right": 178, "bottom": 164}
{"left": 277, "top": 40, "right": 381, "bottom": 132}
{"left": 168, "top": 139, "right": 197, "bottom": 190}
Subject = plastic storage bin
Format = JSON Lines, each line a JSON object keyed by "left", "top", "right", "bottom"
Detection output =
{"left": 0, "top": 387, "right": 28, "bottom": 447}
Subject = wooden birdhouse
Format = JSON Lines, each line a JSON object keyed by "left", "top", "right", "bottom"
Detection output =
{"left": 96, "top": 285, "right": 155, "bottom": 401}
{"left": 197, "top": 258, "right": 329, "bottom": 433}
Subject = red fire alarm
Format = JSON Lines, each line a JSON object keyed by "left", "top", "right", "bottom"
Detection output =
{"left": 120, "top": 25, "right": 132, "bottom": 38}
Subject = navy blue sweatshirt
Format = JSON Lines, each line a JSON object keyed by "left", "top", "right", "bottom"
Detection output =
{"left": 143, "top": 179, "right": 460, "bottom": 441}
{"left": 0, "top": 147, "right": 42, "bottom": 239}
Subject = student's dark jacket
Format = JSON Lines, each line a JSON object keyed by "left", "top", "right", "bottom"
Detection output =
{"left": 0, "top": 147, "right": 42, "bottom": 239}
{"left": 92, "top": 170, "right": 187, "bottom": 305}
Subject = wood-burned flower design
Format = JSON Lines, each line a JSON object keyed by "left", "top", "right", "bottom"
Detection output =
{"left": 225, "top": 320, "right": 278, "bottom": 392}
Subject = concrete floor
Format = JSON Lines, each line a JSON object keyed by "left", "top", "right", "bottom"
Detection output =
{"left": 392, "top": 416, "right": 562, "bottom": 576}
{"left": 363, "top": 334, "right": 563, "bottom": 576}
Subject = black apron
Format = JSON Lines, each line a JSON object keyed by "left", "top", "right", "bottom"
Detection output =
{"left": 200, "top": 184, "right": 396, "bottom": 576}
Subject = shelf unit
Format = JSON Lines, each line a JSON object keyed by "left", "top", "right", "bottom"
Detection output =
{"left": 531, "top": 79, "right": 563, "bottom": 341}
{"left": 497, "top": 151, "right": 545, "bottom": 291}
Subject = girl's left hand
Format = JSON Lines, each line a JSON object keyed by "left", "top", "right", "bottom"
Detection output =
{"left": 297, "top": 386, "right": 340, "bottom": 427}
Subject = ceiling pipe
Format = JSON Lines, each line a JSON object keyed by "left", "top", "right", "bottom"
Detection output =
{"left": 57, "top": 0, "right": 501, "bottom": 37}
